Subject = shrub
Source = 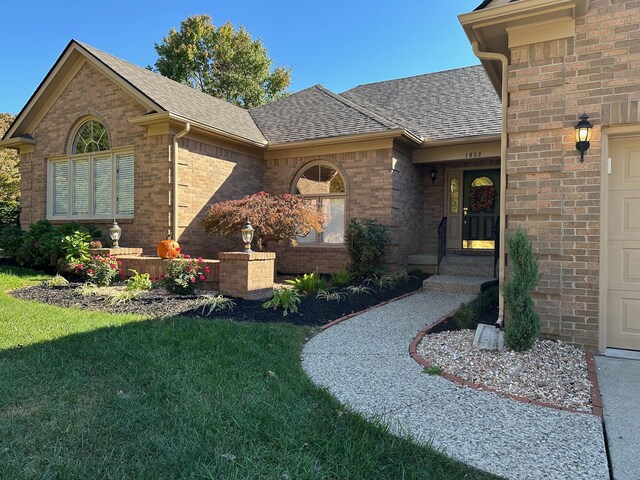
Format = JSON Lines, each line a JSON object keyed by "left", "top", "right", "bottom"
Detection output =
{"left": 89, "top": 240, "right": 103, "bottom": 249}
{"left": 202, "top": 192, "right": 324, "bottom": 250}
{"left": 77, "top": 254, "right": 122, "bottom": 287}
{"left": 0, "top": 226, "right": 23, "bottom": 259}
{"left": 125, "top": 269, "right": 153, "bottom": 291}
{"left": 61, "top": 231, "right": 93, "bottom": 270}
{"left": 345, "top": 219, "right": 390, "bottom": 276}
{"left": 453, "top": 305, "right": 475, "bottom": 330}
{"left": 473, "top": 286, "right": 499, "bottom": 315}
{"left": 329, "top": 270, "right": 354, "bottom": 287}
{"left": 196, "top": 294, "right": 236, "bottom": 315}
{"left": 503, "top": 228, "right": 541, "bottom": 352}
{"left": 285, "top": 270, "right": 328, "bottom": 295}
{"left": 0, "top": 201, "right": 20, "bottom": 229}
{"left": 316, "top": 289, "right": 348, "bottom": 302}
{"left": 160, "top": 256, "right": 207, "bottom": 295}
{"left": 262, "top": 288, "right": 301, "bottom": 316}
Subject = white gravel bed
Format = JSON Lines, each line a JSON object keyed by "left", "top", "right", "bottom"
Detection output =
{"left": 417, "top": 329, "right": 592, "bottom": 412}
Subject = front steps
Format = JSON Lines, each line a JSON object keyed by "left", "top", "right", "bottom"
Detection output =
{"left": 408, "top": 252, "right": 498, "bottom": 295}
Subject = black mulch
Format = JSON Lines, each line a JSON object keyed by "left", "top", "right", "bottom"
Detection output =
{"left": 9, "top": 273, "right": 429, "bottom": 327}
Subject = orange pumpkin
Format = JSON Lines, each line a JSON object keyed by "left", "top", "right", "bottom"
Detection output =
{"left": 157, "top": 239, "right": 181, "bottom": 259}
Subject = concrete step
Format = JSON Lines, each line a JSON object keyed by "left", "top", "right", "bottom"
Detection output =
{"left": 423, "top": 275, "right": 498, "bottom": 295}
{"left": 439, "top": 254, "right": 495, "bottom": 277}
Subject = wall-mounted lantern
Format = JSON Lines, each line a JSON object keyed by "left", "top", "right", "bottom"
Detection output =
{"left": 241, "top": 219, "right": 254, "bottom": 252}
{"left": 575, "top": 114, "right": 593, "bottom": 162}
{"left": 430, "top": 166, "right": 437, "bottom": 185}
{"left": 109, "top": 220, "right": 122, "bottom": 248}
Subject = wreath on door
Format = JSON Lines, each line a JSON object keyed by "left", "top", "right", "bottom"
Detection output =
{"left": 469, "top": 185, "right": 496, "bottom": 211}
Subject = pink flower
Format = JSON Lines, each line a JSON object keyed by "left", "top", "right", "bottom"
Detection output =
{"left": 284, "top": 193, "right": 292, "bottom": 200}
{"left": 87, "top": 269, "right": 94, "bottom": 274}
{"left": 199, "top": 275, "right": 205, "bottom": 281}
{"left": 190, "top": 277, "right": 196, "bottom": 283}
{"left": 105, "top": 253, "right": 111, "bottom": 257}
{"left": 204, "top": 267, "right": 211, "bottom": 273}
{"left": 151, "top": 278, "right": 156, "bottom": 282}
{"left": 184, "top": 254, "right": 191, "bottom": 259}
{"left": 176, "top": 247, "right": 181, "bottom": 252}
{"left": 198, "top": 257, "right": 203, "bottom": 263}
{"left": 117, "top": 261, "right": 122, "bottom": 266}
{"left": 77, "top": 264, "right": 83, "bottom": 269}
{"left": 110, "top": 264, "right": 116, "bottom": 269}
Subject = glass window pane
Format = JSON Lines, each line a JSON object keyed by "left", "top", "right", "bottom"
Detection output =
{"left": 93, "top": 156, "right": 112, "bottom": 216}
{"left": 471, "top": 176, "right": 494, "bottom": 187}
{"left": 450, "top": 178, "right": 459, "bottom": 214}
{"left": 52, "top": 161, "right": 69, "bottom": 216}
{"left": 72, "top": 159, "right": 89, "bottom": 216}
{"left": 296, "top": 198, "right": 318, "bottom": 244}
{"left": 296, "top": 164, "right": 344, "bottom": 195}
{"left": 73, "top": 120, "right": 110, "bottom": 154}
{"left": 321, "top": 198, "right": 345, "bottom": 244}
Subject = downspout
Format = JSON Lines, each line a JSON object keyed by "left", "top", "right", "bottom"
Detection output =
{"left": 172, "top": 122, "right": 191, "bottom": 240}
{"left": 472, "top": 42, "right": 508, "bottom": 327}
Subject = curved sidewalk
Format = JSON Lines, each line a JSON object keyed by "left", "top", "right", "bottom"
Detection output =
{"left": 302, "top": 291, "right": 609, "bottom": 480}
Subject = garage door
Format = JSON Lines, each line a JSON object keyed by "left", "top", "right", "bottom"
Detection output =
{"left": 608, "top": 137, "right": 640, "bottom": 350}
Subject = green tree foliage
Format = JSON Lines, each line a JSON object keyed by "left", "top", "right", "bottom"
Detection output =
{"left": 0, "top": 113, "right": 20, "bottom": 202}
{"left": 503, "top": 227, "right": 542, "bottom": 351}
{"left": 152, "top": 15, "right": 291, "bottom": 108}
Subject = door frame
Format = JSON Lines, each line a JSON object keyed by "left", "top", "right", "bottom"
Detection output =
{"left": 444, "top": 164, "right": 501, "bottom": 252}
{"left": 599, "top": 125, "right": 640, "bottom": 352}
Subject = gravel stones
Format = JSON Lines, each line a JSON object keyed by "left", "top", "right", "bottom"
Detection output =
{"left": 418, "top": 330, "right": 593, "bottom": 412}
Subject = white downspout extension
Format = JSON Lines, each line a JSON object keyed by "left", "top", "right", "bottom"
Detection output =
{"left": 172, "top": 122, "right": 191, "bottom": 241}
{"left": 471, "top": 42, "right": 508, "bottom": 327}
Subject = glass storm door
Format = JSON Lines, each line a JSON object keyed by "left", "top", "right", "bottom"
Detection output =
{"left": 462, "top": 169, "right": 500, "bottom": 250}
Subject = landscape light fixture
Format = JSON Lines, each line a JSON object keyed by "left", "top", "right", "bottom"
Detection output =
{"left": 241, "top": 219, "right": 254, "bottom": 252}
{"left": 575, "top": 114, "right": 593, "bottom": 162}
{"left": 430, "top": 166, "right": 437, "bottom": 185}
{"left": 109, "top": 220, "right": 122, "bottom": 248}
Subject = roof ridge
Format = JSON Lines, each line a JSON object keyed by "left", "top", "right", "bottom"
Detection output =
{"left": 313, "top": 84, "right": 400, "bottom": 130}
{"left": 342, "top": 64, "right": 484, "bottom": 93}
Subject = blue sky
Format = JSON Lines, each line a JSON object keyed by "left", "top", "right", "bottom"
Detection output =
{"left": 0, "top": 0, "right": 481, "bottom": 114}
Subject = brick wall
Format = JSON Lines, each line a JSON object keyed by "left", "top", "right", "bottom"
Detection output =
{"left": 21, "top": 62, "right": 171, "bottom": 253}
{"left": 263, "top": 147, "right": 395, "bottom": 273}
{"left": 505, "top": 0, "right": 640, "bottom": 349}
{"left": 175, "top": 137, "right": 264, "bottom": 259}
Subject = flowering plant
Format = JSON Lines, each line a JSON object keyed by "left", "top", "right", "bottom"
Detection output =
{"left": 75, "top": 254, "right": 123, "bottom": 286}
{"left": 158, "top": 255, "right": 208, "bottom": 295}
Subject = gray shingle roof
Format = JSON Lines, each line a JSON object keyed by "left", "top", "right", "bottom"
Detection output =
{"left": 340, "top": 65, "right": 501, "bottom": 141}
{"left": 77, "top": 41, "right": 267, "bottom": 145}
{"left": 249, "top": 85, "right": 403, "bottom": 144}
{"left": 474, "top": 0, "right": 521, "bottom": 11}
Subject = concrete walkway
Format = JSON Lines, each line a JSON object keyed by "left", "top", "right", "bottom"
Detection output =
{"left": 302, "top": 291, "right": 609, "bottom": 480}
{"left": 596, "top": 355, "right": 640, "bottom": 480}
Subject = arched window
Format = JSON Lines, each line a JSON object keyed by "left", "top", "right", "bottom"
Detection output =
{"left": 72, "top": 120, "right": 110, "bottom": 154}
{"left": 294, "top": 163, "right": 346, "bottom": 245}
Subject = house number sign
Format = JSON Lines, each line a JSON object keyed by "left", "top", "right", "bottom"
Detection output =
{"left": 465, "top": 151, "right": 482, "bottom": 158}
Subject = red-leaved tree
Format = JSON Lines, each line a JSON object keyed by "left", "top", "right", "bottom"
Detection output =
{"left": 202, "top": 192, "right": 324, "bottom": 250}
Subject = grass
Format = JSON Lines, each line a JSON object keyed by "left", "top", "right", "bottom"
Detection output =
{"left": 0, "top": 266, "right": 496, "bottom": 479}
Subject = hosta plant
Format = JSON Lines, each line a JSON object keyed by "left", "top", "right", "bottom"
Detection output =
{"left": 262, "top": 288, "right": 301, "bottom": 316}
{"left": 285, "top": 270, "right": 327, "bottom": 295}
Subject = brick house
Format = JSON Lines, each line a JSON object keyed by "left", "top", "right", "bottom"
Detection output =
{"left": 2, "top": 0, "right": 639, "bottom": 353}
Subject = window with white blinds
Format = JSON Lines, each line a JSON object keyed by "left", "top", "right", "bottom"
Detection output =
{"left": 48, "top": 150, "right": 134, "bottom": 220}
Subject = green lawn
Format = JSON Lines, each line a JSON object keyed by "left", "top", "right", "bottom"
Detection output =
{"left": 0, "top": 266, "right": 495, "bottom": 479}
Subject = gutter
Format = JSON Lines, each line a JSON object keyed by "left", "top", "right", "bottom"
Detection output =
{"left": 472, "top": 41, "right": 508, "bottom": 327}
{"left": 172, "top": 122, "right": 190, "bottom": 240}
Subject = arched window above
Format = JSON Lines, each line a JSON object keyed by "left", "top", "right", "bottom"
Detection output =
{"left": 72, "top": 120, "right": 110, "bottom": 154}
{"left": 471, "top": 176, "right": 494, "bottom": 187}
{"left": 293, "top": 163, "right": 346, "bottom": 245}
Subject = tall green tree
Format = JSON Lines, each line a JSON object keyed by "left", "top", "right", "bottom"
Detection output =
{"left": 0, "top": 113, "right": 20, "bottom": 202}
{"left": 152, "top": 15, "right": 291, "bottom": 108}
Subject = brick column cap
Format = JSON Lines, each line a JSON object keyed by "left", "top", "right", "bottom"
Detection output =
{"left": 218, "top": 251, "right": 276, "bottom": 261}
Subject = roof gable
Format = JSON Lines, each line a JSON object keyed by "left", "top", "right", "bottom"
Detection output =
{"left": 249, "top": 85, "right": 408, "bottom": 145}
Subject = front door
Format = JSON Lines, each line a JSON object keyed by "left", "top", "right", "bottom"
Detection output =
{"left": 462, "top": 169, "right": 500, "bottom": 250}
{"left": 607, "top": 137, "right": 640, "bottom": 350}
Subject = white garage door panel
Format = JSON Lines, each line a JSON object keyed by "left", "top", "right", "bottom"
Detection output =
{"left": 608, "top": 137, "right": 640, "bottom": 350}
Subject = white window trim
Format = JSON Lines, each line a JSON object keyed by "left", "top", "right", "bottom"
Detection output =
{"left": 47, "top": 146, "right": 134, "bottom": 221}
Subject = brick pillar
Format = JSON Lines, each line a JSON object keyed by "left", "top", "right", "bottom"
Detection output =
{"left": 218, "top": 252, "right": 275, "bottom": 300}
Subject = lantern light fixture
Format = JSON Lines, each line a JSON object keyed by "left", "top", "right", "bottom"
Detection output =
{"left": 109, "top": 220, "right": 122, "bottom": 248}
{"left": 575, "top": 114, "right": 593, "bottom": 162}
{"left": 430, "top": 166, "right": 437, "bottom": 185}
{"left": 241, "top": 218, "right": 255, "bottom": 252}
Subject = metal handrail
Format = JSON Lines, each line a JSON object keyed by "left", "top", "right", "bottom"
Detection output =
{"left": 493, "top": 217, "right": 500, "bottom": 278}
{"left": 437, "top": 217, "right": 447, "bottom": 275}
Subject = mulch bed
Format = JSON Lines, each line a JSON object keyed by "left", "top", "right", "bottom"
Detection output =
{"left": 9, "top": 273, "right": 428, "bottom": 327}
